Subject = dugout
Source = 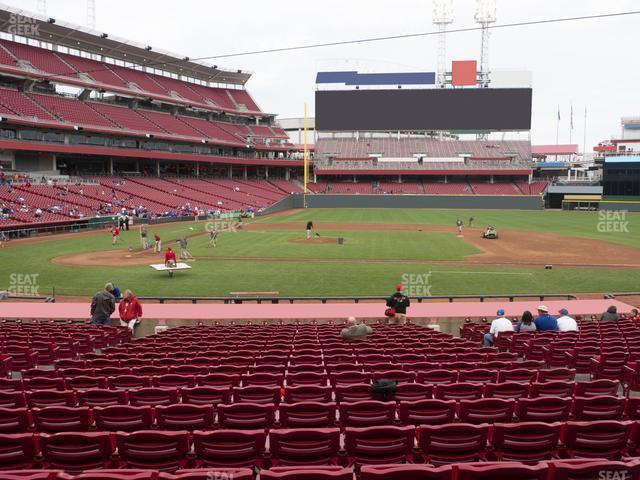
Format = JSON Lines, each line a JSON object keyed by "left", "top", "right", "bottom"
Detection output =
{"left": 546, "top": 185, "right": 603, "bottom": 209}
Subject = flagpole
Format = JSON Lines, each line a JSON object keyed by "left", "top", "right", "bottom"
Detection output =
{"left": 569, "top": 103, "right": 573, "bottom": 145}
{"left": 556, "top": 105, "right": 560, "bottom": 145}
{"left": 303, "top": 102, "right": 308, "bottom": 209}
{"left": 582, "top": 105, "right": 587, "bottom": 157}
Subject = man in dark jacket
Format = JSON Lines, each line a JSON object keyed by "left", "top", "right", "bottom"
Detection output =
{"left": 90, "top": 283, "right": 116, "bottom": 325}
{"left": 600, "top": 305, "right": 619, "bottom": 322}
{"left": 386, "top": 283, "right": 410, "bottom": 325}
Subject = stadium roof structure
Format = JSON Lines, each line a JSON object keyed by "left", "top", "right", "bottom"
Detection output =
{"left": 603, "top": 155, "right": 640, "bottom": 163}
{"left": 531, "top": 144, "right": 578, "bottom": 156}
{"left": 0, "top": 3, "right": 250, "bottom": 85}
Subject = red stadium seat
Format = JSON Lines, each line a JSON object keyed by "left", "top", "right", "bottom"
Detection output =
{"left": 260, "top": 467, "right": 354, "bottom": 480}
{"left": 32, "top": 406, "right": 92, "bottom": 432}
{"left": 115, "top": 430, "right": 190, "bottom": 472}
{"left": 458, "top": 398, "right": 515, "bottom": 424}
{"left": 233, "top": 385, "right": 281, "bottom": 404}
{"left": 107, "top": 375, "right": 152, "bottom": 390}
{"left": 360, "top": 464, "right": 452, "bottom": 480}
{"left": 344, "top": 425, "right": 415, "bottom": 466}
{"left": 456, "top": 462, "right": 548, "bottom": 480}
{"left": 93, "top": 405, "right": 154, "bottom": 432}
{"left": 537, "top": 368, "right": 576, "bottom": 383}
{"left": 338, "top": 401, "right": 396, "bottom": 427}
{"left": 434, "top": 383, "right": 484, "bottom": 401}
{"left": 269, "top": 428, "right": 341, "bottom": 466}
{"left": 562, "top": 420, "right": 633, "bottom": 460}
{"left": 489, "top": 422, "right": 562, "bottom": 461}
{"left": 279, "top": 402, "right": 337, "bottom": 428}
{"left": 76, "top": 388, "right": 128, "bottom": 407}
{"left": 457, "top": 369, "right": 498, "bottom": 384}
{"left": 484, "top": 382, "right": 530, "bottom": 400}
{"left": 574, "top": 379, "right": 620, "bottom": 397}
{"left": 40, "top": 431, "right": 114, "bottom": 471}
{"left": 128, "top": 388, "right": 180, "bottom": 407}
{"left": 0, "top": 407, "right": 31, "bottom": 432}
{"left": 283, "top": 385, "right": 333, "bottom": 403}
{"left": 155, "top": 404, "right": 215, "bottom": 431}
{"left": 153, "top": 374, "right": 196, "bottom": 389}
{"left": 163, "top": 469, "right": 253, "bottom": 480}
{"left": 398, "top": 399, "right": 456, "bottom": 426}
{"left": 529, "top": 382, "right": 574, "bottom": 398}
{"left": 0, "top": 391, "right": 26, "bottom": 408}
{"left": 515, "top": 397, "right": 572, "bottom": 422}
{"left": 192, "top": 429, "right": 266, "bottom": 469}
{"left": 329, "top": 371, "right": 371, "bottom": 387}
{"left": 25, "top": 390, "right": 76, "bottom": 408}
{"left": 571, "top": 396, "right": 625, "bottom": 421}
{"left": 418, "top": 423, "right": 489, "bottom": 465}
{"left": 547, "top": 459, "right": 640, "bottom": 480}
{"left": 394, "top": 383, "right": 433, "bottom": 402}
{"left": 217, "top": 402, "right": 275, "bottom": 430}
{"left": 180, "top": 386, "right": 230, "bottom": 405}
{"left": 416, "top": 370, "right": 458, "bottom": 385}
{"left": 334, "top": 384, "right": 372, "bottom": 403}
{"left": 497, "top": 368, "right": 538, "bottom": 383}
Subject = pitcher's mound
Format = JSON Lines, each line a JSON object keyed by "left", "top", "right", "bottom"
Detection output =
{"left": 289, "top": 237, "right": 337, "bottom": 244}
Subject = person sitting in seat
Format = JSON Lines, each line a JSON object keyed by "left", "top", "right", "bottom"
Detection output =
{"left": 164, "top": 247, "right": 177, "bottom": 268}
{"left": 340, "top": 316, "right": 373, "bottom": 341}
{"left": 483, "top": 309, "right": 514, "bottom": 346}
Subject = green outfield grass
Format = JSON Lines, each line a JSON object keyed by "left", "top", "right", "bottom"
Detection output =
{"left": 0, "top": 208, "right": 638, "bottom": 298}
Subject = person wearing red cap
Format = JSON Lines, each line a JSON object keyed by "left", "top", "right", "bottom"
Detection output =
{"left": 386, "top": 283, "right": 410, "bottom": 324}
{"left": 164, "top": 247, "right": 177, "bottom": 267}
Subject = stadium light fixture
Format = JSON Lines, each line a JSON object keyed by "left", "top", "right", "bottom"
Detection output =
{"left": 47, "top": 18, "right": 55, "bottom": 24}
{"left": 183, "top": 56, "right": 189, "bottom": 61}
{"left": 145, "top": 46, "right": 152, "bottom": 51}
{"left": 433, "top": 0, "right": 453, "bottom": 87}
{"left": 201, "top": 139, "right": 208, "bottom": 144}
{"left": 475, "top": 0, "right": 497, "bottom": 87}
{"left": 146, "top": 133, "right": 154, "bottom": 139}
{"left": 73, "top": 126, "right": 83, "bottom": 131}
{"left": 101, "top": 33, "right": 108, "bottom": 39}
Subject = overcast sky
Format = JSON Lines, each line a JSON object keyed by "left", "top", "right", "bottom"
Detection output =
{"left": 4, "top": 0, "right": 639, "bottom": 150}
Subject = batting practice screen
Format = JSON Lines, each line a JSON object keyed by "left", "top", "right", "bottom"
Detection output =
{"left": 315, "top": 88, "right": 532, "bottom": 131}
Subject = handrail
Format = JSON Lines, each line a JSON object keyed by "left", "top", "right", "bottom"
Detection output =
{"left": 604, "top": 292, "right": 640, "bottom": 299}
{"left": 136, "top": 293, "right": 577, "bottom": 305}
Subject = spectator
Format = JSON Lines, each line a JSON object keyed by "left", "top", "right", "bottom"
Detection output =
{"left": 600, "top": 305, "right": 619, "bottom": 322}
{"left": 90, "top": 283, "right": 116, "bottom": 326}
{"left": 556, "top": 308, "right": 579, "bottom": 332}
{"left": 111, "top": 284, "right": 122, "bottom": 302}
{"left": 534, "top": 305, "right": 558, "bottom": 331}
{"left": 118, "top": 289, "right": 143, "bottom": 334}
{"left": 386, "top": 283, "right": 410, "bottom": 325}
{"left": 340, "top": 316, "right": 372, "bottom": 341}
{"left": 630, "top": 308, "right": 640, "bottom": 321}
{"left": 483, "top": 309, "right": 514, "bottom": 346}
{"left": 516, "top": 310, "right": 537, "bottom": 332}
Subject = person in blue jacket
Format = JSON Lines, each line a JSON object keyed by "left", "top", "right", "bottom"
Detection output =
{"left": 534, "top": 305, "right": 558, "bottom": 331}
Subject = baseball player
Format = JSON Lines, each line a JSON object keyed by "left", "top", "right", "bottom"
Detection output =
{"left": 456, "top": 218, "right": 463, "bottom": 236}
{"left": 209, "top": 227, "right": 218, "bottom": 247}
{"left": 139, "top": 225, "right": 149, "bottom": 250}
{"left": 154, "top": 233, "right": 161, "bottom": 253}
{"left": 111, "top": 225, "right": 120, "bottom": 245}
{"left": 306, "top": 220, "right": 314, "bottom": 239}
{"left": 178, "top": 236, "right": 193, "bottom": 259}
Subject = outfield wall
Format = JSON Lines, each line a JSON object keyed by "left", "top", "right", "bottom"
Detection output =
{"left": 270, "top": 194, "right": 545, "bottom": 210}
{"left": 599, "top": 201, "right": 640, "bottom": 212}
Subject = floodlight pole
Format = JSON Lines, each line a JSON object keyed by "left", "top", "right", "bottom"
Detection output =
{"left": 86, "top": 0, "right": 96, "bottom": 29}
{"left": 303, "top": 102, "right": 309, "bottom": 208}
{"left": 475, "top": 0, "right": 496, "bottom": 88}
{"left": 433, "top": 0, "right": 453, "bottom": 87}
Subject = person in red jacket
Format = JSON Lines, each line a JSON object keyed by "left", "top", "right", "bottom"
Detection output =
{"left": 111, "top": 225, "right": 119, "bottom": 245}
{"left": 164, "top": 247, "right": 177, "bottom": 267}
{"left": 118, "top": 289, "right": 142, "bottom": 334}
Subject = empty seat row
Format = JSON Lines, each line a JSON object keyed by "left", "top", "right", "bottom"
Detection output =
{"left": 1, "top": 395, "right": 638, "bottom": 433}
{"left": 4, "top": 459, "right": 640, "bottom": 480}
{"left": 4, "top": 421, "right": 640, "bottom": 472}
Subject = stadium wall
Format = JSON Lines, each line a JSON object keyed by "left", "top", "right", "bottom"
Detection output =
{"left": 261, "top": 194, "right": 544, "bottom": 212}
{"left": 599, "top": 201, "right": 640, "bottom": 212}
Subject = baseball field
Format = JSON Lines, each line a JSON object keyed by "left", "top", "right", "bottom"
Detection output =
{"left": 2, "top": 208, "right": 639, "bottom": 299}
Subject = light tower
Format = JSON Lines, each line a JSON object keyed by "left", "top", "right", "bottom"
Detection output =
{"left": 432, "top": 0, "right": 453, "bottom": 87}
{"left": 474, "top": 0, "right": 496, "bottom": 87}
{"left": 86, "top": 0, "right": 96, "bottom": 29}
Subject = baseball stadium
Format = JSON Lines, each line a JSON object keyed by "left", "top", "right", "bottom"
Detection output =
{"left": 0, "top": 1, "right": 640, "bottom": 479}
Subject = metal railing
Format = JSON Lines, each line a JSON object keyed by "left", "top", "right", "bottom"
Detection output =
{"left": 137, "top": 293, "right": 577, "bottom": 305}
{"left": 604, "top": 292, "right": 640, "bottom": 300}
